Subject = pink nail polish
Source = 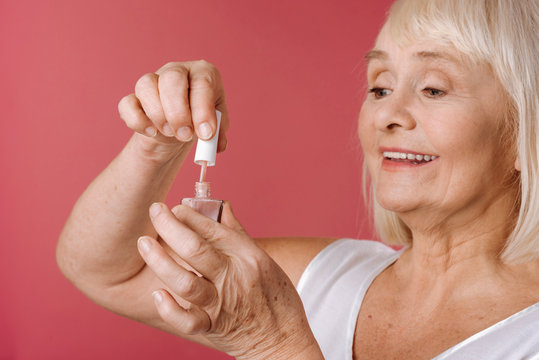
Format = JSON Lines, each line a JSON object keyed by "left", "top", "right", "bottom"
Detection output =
{"left": 181, "top": 110, "right": 223, "bottom": 222}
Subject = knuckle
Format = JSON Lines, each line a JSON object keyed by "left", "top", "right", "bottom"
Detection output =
{"left": 135, "top": 73, "right": 157, "bottom": 92}
{"left": 166, "top": 108, "right": 191, "bottom": 124}
{"left": 191, "top": 65, "right": 220, "bottom": 90}
{"left": 181, "top": 238, "right": 206, "bottom": 259}
{"left": 196, "top": 59, "right": 212, "bottom": 71}
{"left": 181, "top": 316, "right": 203, "bottom": 335}
{"left": 118, "top": 97, "right": 138, "bottom": 123}
{"left": 117, "top": 94, "right": 130, "bottom": 110}
{"left": 178, "top": 275, "right": 199, "bottom": 297}
{"left": 165, "top": 66, "right": 189, "bottom": 79}
{"left": 162, "top": 61, "right": 184, "bottom": 70}
{"left": 118, "top": 95, "right": 134, "bottom": 115}
{"left": 163, "top": 61, "right": 178, "bottom": 68}
{"left": 201, "top": 222, "right": 219, "bottom": 239}
{"left": 197, "top": 59, "right": 219, "bottom": 74}
{"left": 247, "top": 248, "right": 271, "bottom": 273}
{"left": 198, "top": 73, "right": 215, "bottom": 89}
{"left": 159, "top": 298, "right": 176, "bottom": 319}
{"left": 157, "top": 62, "right": 188, "bottom": 76}
{"left": 159, "top": 68, "right": 188, "bottom": 87}
{"left": 148, "top": 112, "right": 165, "bottom": 125}
{"left": 154, "top": 212, "right": 174, "bottom": 230}
{"left": 181, "top": 318, "right": 197, "bottom": 334}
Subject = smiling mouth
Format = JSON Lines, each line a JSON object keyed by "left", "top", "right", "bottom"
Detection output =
{"left": 383, "top": 151, "right": 438, "bottom": 165}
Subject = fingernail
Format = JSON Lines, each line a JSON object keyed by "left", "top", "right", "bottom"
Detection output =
{"left": 198, "top": 122, "right": 212, "bottom": 140}
{"left": 149, "top": 202, "right": 161, "bottom": 217}
{"left": 145, "top": 126, "right": 157, "bottom": 137}
{"left": 138, "top": 237, "right": 151, "bottom": 253}
{"left": 163, "top": 123, "right": 175, "bottom": 137}
{"left": 176, "top": 126, "right": 193, "bottom": 142}
{"left": 152, "top": 291, "right": 163, "bottom": 304}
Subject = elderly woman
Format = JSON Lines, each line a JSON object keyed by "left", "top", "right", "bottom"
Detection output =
{"left": 56, "top": 0, "right": 539, "bottom": 358}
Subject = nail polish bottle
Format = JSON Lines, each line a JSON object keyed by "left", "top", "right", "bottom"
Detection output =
{"left": 182, "top": 181, "right": 223, "bottom": 222}
{"left": 181, "top": 110, "right": 223, "bottom": 222}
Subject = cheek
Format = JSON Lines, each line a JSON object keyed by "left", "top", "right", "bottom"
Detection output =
{"left": 426, "top": 109, "right": 499, "bottom": 158}
{"left": 424, "top": 108, "right": 510, "bottom": 192}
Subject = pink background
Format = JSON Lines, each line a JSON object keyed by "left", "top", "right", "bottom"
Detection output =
{"left": 1, "top": 0, "right": 393, "bottom": 359}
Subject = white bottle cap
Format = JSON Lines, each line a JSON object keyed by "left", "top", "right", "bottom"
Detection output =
{"left": 194, "top": 110, "right": 221, "bottom": 166}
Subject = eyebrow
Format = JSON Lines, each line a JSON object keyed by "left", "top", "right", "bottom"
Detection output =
{"left": 364, "top": 49, "right": 388, "bottom": 62}
{"left": 414, "top": 51, "right": 459, "bottom": 64}
{"left": 364, "top": 49, "right": 460, "bottom": 65}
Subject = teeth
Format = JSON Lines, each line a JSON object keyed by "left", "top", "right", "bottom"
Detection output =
{"left": 382, "top": 151, "right": 437, "bottom": 163}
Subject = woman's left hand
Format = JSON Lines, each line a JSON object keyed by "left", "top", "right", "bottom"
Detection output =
{"left": 137, "top": 201, "right": 323, "bottom": 360}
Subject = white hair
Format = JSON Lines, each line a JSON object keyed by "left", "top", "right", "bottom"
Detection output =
{"left": 366, "top": 0, "right": 539, "bottom": 263}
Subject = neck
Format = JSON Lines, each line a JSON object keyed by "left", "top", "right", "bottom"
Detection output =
{"left": 392, "top": 187, "right": 519, "bottom": 301}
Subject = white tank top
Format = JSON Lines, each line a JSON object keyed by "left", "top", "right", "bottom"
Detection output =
{"left": 297, "top": 239, "right": 539, "bottom": 359}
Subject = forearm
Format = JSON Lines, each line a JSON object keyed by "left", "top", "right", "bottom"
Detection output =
{"left": 57, "top": 133, "right": 192, "bottom": 288}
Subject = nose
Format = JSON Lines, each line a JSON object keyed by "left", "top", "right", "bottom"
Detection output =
{"left": 374, "top": 92, "right": 416, "bottom": 131}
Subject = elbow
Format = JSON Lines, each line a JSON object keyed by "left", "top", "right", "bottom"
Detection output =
{"left": 56, "top": 235, "right": 71, "bottom": 281}
{"left": 56, "top": 231, "right": 78, "bottom": 284}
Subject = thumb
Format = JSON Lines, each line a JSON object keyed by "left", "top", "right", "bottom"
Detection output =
{"left": 221, "top": 201, "right": 248, "bottom": 235}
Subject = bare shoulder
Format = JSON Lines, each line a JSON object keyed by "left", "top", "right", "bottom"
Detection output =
{"left": 254, "top": 237, "right": 338, "bottom": 287}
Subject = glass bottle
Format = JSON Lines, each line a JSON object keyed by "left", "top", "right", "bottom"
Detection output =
{"left": 181, "top": 181, "right": 223, "bottom": 222}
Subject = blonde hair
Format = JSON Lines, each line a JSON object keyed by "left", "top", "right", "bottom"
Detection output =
{"left": 367, "top": 0, "right": 539, "bottom": 263}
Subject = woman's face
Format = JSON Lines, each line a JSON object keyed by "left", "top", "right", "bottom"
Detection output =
{"left": 358, "top": 27, "right": 517, "bottom": 219}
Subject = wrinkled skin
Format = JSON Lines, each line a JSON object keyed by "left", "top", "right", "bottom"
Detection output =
{"left": 137, "top": 201, "right": 321, "bottom": 359}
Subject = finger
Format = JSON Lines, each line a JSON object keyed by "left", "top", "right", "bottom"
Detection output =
{"left": 220, "top": 201, "right": 247, "bottom": 235}
{"left": 118, "top": 94, "right": 158, "bottom": 137}
{"left": 171, "top": 203, "right": 232, "bottom": 241}
{"left": 172, "top": 203, "right": 254, "bottom": 255}
{"left": 149, "top": 203, "right": 228, "bottom": 282}
{"left": 134, "top": 73, "right": 173, "bottom": 137}
{"left": 216, "top": 127, "right": 228, "bottom": 153}
{"left": 157, "top": 67, "right": 194, "bottom": 142}
{"left": 137, "top": 236, "right": 217, "bottom": 307}
{"left": 152, "top": 289, "right": 211, "bottom": 335}
{"left": 215, "top": 106, "right": 230, "bottom": 152}
{"left": 189, "top": 60, "right": 221, "bottom": 140}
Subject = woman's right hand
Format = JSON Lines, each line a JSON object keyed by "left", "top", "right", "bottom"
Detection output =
{"left": 118, "top": 60, "right": 229, "bottom": 159}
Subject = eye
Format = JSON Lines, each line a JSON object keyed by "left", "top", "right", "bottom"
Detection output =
{"left": 368, "top": 87, "right": 392, "bottom": 99}
{"left": 422, "top": 88, "right": 445, "bottom": 98}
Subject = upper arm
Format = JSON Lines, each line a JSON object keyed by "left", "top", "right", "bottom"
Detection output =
{"left": 254, "top": 237, "right": 337, "bottom": 287}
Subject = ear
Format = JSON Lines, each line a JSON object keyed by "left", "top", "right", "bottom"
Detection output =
{"left": 515, "top": 156, "right": 521, "bottom": 171}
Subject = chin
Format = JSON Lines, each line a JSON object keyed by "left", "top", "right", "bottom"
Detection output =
{"left": 375, "top": 187, "right": 422, "bottom": 214}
